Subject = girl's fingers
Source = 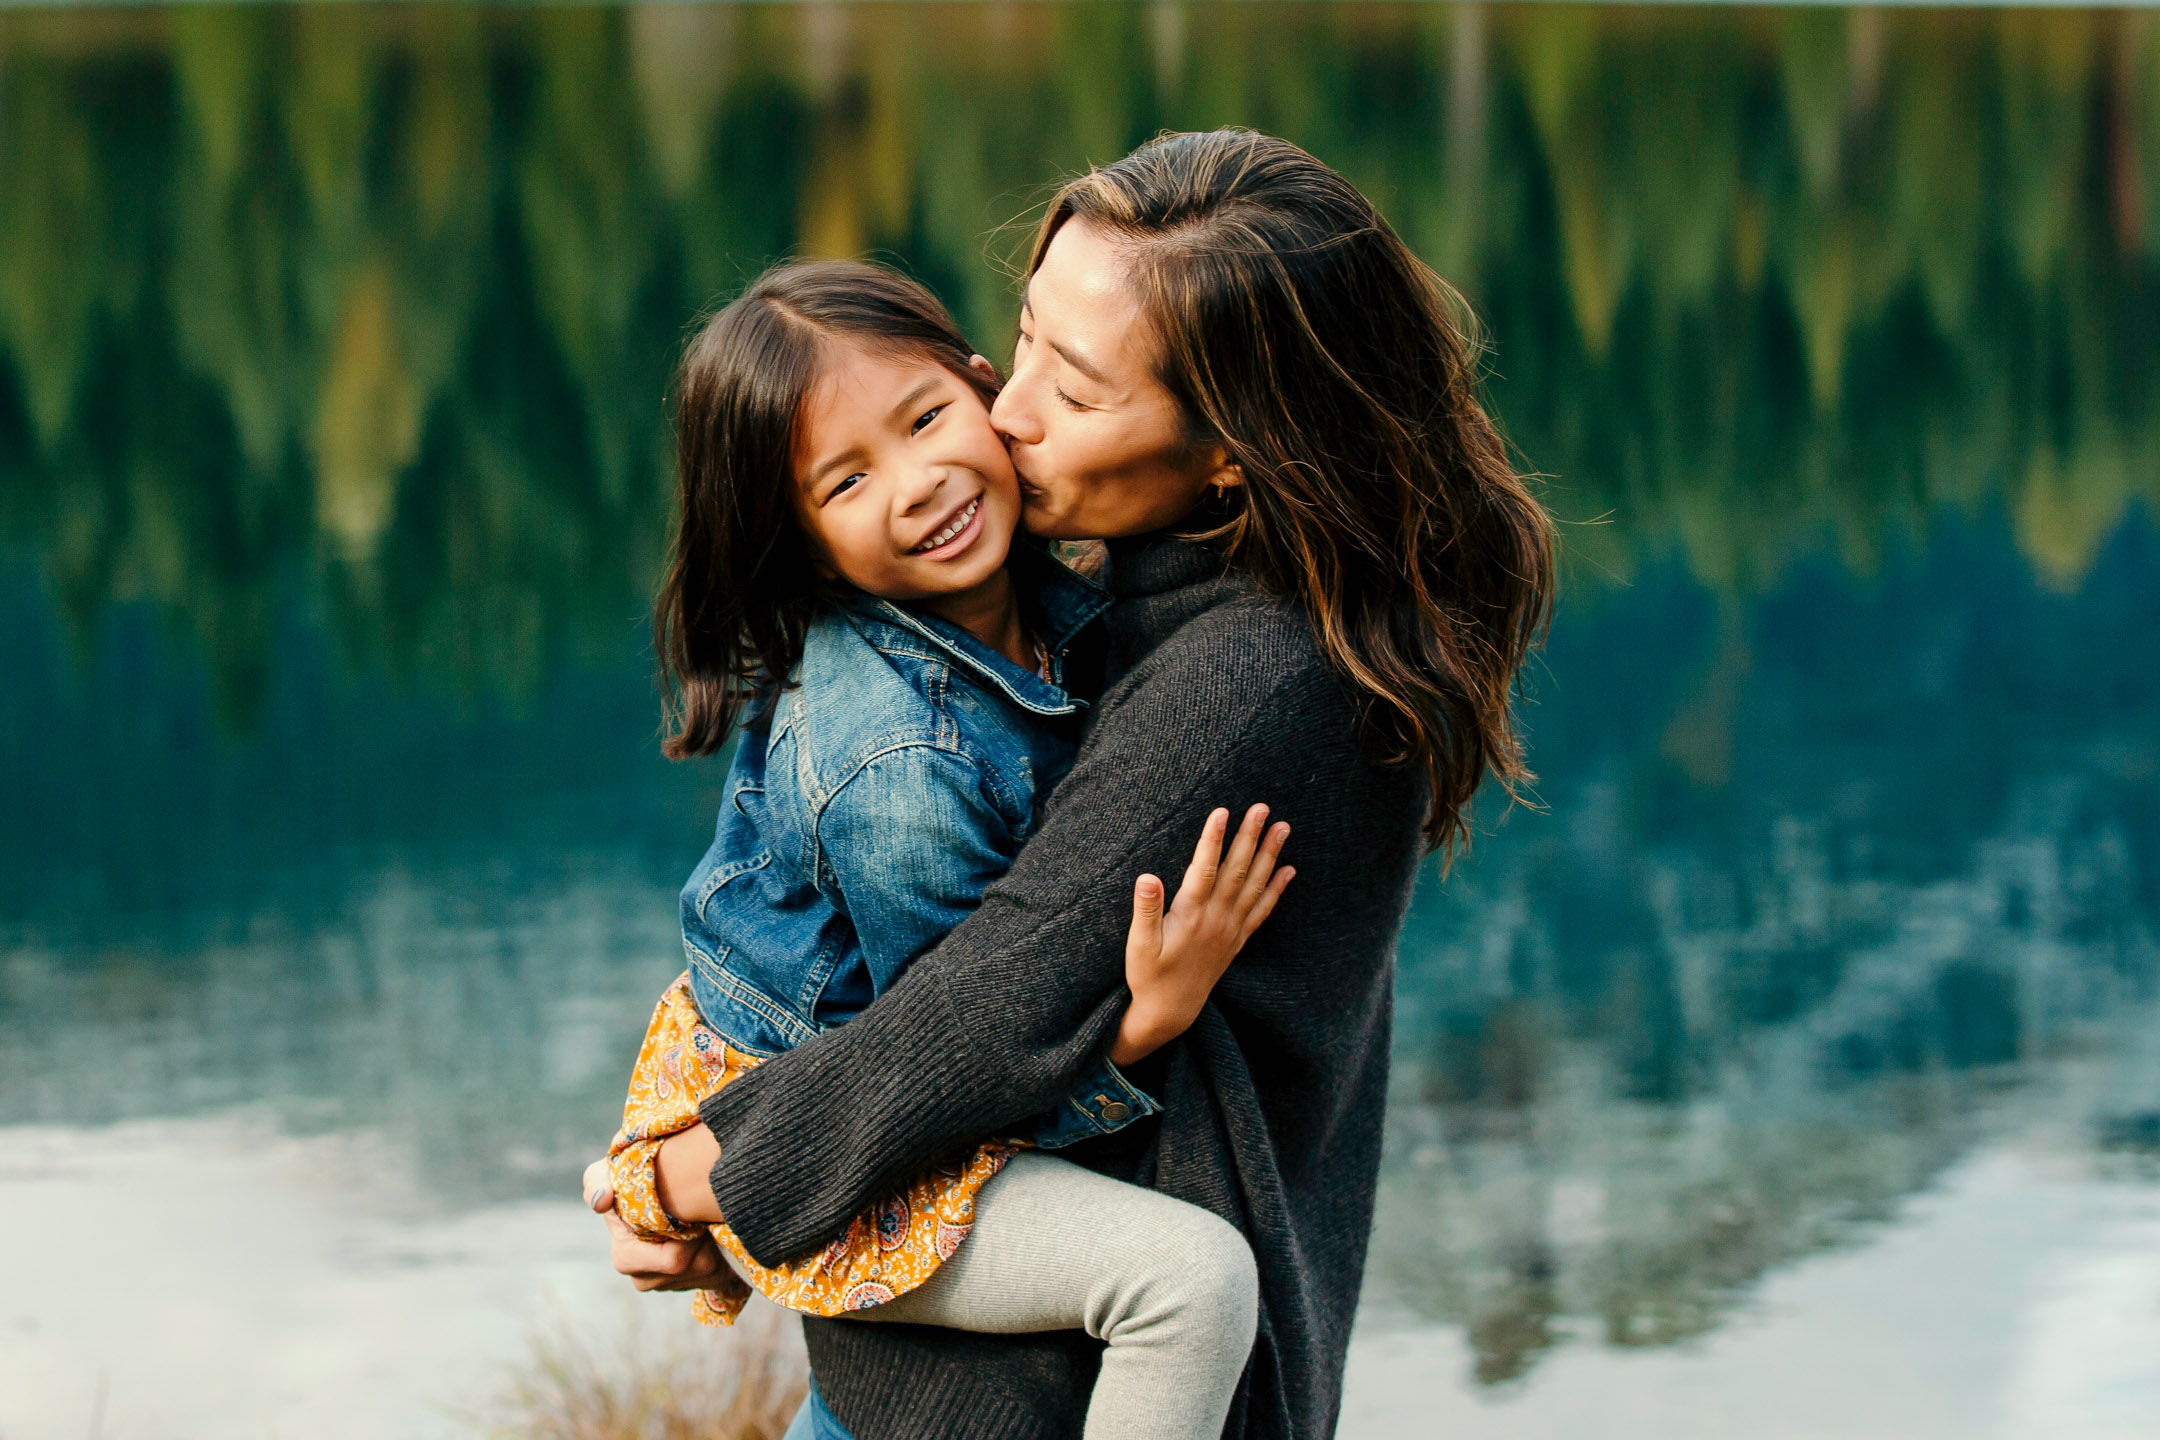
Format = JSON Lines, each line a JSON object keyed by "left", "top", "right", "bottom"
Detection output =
{"left": 1127, "top": 874, "right": 1165, "bottom": 960}
{"left": 1239, "top": 866, "right": 1296, "bottom": 938}
{"left": 1218, "top": 804, "right": 1271, "bottom": 891}
{"left": 1238, "top": 821, "right": 1292, "bottom": 906}
{"left": 1178, "top": 808, "right": 1232, "bottom": 904}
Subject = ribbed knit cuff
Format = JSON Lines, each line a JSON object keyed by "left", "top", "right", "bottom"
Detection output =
{"left": 696, "top": 971, "right": 999, "bottom": 1266}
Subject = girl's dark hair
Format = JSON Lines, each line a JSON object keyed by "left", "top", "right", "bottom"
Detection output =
{"left": 1030, "top": 129, "right": 1555, "bottom": 857}
{"left": 655, "top": 259, "right": 998, "bottom": 758}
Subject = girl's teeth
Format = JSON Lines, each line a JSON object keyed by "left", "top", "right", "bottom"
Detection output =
{"left": 917, "top": 499, "right": 977, "bottom": 553}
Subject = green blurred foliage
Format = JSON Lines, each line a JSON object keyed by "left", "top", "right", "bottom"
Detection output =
{"left": 1, "top": 3, "right": 2155, "bottom": 726}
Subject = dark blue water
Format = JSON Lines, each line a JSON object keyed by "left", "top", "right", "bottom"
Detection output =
{"left": 3, "top": 5, "right": 2155, "bottom": 1435}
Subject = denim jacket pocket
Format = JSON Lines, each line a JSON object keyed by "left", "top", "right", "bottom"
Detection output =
{"left": 694, "top": 847, "right": 773, "bottom": 925}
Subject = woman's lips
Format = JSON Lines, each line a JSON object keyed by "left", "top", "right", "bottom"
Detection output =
{"left": 909, "top": 495, "right": 985, "bottom": 559}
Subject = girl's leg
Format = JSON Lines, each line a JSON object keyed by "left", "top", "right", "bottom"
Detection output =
{"left": 850, "top": 1151, "right": 1258, "bottom": 1440}
{"left": 607, "top": 975, "right": 732, "bottom": 1244}
{"left": 605, "top": 975, "right": 754, "bottom": 1325}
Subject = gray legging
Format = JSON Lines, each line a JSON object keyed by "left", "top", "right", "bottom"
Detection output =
{"left": 840, "top": 1150, "right": 1259, "bottom": 1440}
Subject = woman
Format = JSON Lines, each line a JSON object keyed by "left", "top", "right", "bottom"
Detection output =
{"left": 608, "top": 128, "right": 1553, "bottom": 1440}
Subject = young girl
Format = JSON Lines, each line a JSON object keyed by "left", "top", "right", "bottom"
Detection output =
{"left": 591, "top": 260, "right": 1294, "bottom": 1440}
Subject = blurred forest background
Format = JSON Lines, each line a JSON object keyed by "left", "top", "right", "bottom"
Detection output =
{"left": 3, "top": 4, "right": 2153, "bottom": 719}
{"left": 2, "top": 5, "right": 2157, "bottom": 1429}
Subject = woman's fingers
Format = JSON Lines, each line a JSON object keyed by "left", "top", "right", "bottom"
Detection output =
{"left": 582, "top": 1158, "right": 616, "bottom": 1213}
{"left": 604, "top": 1208, "right": 725, "bottom": 1290}
{"left": 1177, "top": 807, "right": 1232, "bottom": 905}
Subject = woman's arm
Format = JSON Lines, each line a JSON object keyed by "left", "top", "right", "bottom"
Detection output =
{"left": 646, "top": 800, "right": 1292, "bottom": 1226}
{"left": 700, "top": 626, "right": 1322, "bottom": 1266}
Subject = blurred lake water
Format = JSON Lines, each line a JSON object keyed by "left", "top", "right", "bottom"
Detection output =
{"left": 2, "top": 4, "right": 2157, "bottom": 1436}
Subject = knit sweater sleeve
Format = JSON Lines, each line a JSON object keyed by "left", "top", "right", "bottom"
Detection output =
{"left": 700, "top": 606, "right": 1312, "bottom": 1266}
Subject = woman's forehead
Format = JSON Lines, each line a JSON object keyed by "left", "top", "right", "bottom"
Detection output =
{"left": 1029, "top": 221, "right": 1151, "bottom": 378}
{"left": 1032, "top": 223, "right": 1139, "bottom": 319}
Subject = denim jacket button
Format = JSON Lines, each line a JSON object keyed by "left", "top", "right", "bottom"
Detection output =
{"left": 1099, "top": 1100, "right": 1132, "bottom": 1123}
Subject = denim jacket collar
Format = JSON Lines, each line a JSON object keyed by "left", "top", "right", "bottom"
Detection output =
{"left": 841, "top": 544, "right": 1110, "bottom": 719}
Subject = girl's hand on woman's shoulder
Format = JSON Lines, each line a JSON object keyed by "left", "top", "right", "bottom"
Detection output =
{"left": 1112, "top": 804, "right": 1294, "bottom": 1065}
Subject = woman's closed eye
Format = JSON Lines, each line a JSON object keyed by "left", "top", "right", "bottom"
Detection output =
{"left": 1053, "top": 386, "right": 1088, "bottom": 412}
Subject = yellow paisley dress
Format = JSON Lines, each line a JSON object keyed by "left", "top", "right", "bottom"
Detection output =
{"left": 606, "top": 973, "right": 1016, "bottom": 1326}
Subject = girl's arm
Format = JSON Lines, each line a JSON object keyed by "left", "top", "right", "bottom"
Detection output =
{"left": 697, "top": 635, "right": 1330, "bottom": 1268}
{"left": 1110, "top": 803, "right": 1294, "bottom": 1066}
{"left": 813, "top": 744, "right": 1017, "bottom": 993}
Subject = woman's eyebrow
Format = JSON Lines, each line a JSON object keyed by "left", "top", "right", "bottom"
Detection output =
{"left": 1020, "top": 296, "right": 1110, "bottom": 384}
{"left": 1049, "top": 338, "right": 1109, "bottom": 385}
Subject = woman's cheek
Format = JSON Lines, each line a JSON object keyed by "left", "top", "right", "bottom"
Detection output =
{"left": 1018, "top": 491, "right": 1070, "bottom": 537}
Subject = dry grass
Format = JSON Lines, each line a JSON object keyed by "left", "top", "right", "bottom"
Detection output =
{"left": 469, "top": 1297, "right": 808, "bottom": 1440}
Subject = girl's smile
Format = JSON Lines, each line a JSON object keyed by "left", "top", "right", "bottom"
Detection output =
{"left": 909, "top": 493, "right": 985, "bottom": 557}
{"left": 791, "top": 341, "right": 1021, "bottom": 610}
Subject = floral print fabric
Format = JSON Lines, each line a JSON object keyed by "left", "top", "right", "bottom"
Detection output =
{"left": 606, "top": 973, "right": 1015, "bottom": 1327}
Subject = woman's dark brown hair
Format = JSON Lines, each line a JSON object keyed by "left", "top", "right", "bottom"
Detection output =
{"left": 655, "top": 259, "right": 998, "bottom": 758}
{"left": 1030, "top": 129, "right": 1555, "bottom": 856}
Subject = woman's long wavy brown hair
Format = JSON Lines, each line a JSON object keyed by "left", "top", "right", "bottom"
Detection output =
{"left": 654, "top": 260, "right": 999, "bottom": 758}
{"left": 1030, "top": 129, "right": 1555, "bottom": 857}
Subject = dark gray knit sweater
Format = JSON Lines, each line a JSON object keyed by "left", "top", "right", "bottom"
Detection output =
{"left": 700, "top": 533, "right": 1425, "bottom": 1440}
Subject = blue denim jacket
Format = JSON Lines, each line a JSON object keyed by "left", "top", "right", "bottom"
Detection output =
{"left": 682, "top": 550, "right": 1157, "bottom": 1149}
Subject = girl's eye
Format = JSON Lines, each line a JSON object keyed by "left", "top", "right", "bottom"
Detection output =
{"left": 830, "top": 473, "right": 865, "bottom": 498}
{"left": 910, "top": 405, "right": 945, "bottom": 436}
{"left": 1053, "top": 386, "right": 1088, "bottom": 412}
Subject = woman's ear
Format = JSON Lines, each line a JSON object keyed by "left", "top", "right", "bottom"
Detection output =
{"left": 1208, "top": 452, "right": 1245, "bottom": 491}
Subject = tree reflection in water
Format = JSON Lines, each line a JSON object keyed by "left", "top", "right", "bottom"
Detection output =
{"left": 1373, "top": 520, "right": 2160, "bottom": 1381}
{"left": 1, "top": 1, "right": 2156, "bottom": 1393}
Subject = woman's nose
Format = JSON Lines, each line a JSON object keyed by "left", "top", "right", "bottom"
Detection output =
{"left": 990, "top": 376, "right": 1040, "bottom": 445}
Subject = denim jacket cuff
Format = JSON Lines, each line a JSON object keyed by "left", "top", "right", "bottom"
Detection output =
{"left": 1024, "top": 1055, "right": 1163, "bottom": 1150}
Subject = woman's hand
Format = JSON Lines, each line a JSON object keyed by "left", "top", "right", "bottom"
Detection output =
{"left": 652, "top": 1125, "right": 725, "bottom": 1224}
{"left": 1112, "top": 803, "right": 1293, "bottom": 1065}
{"left": 606, "top": 1210, "right": 731, "bottom": 1291}
{"left": 584, "top": 1157, "right": 731, "bottom": 1291}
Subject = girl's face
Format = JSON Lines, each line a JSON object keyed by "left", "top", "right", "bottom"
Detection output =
{"left": 992, "top": 218, "right": 1233, "bottom": 541}
{"left": 793, "top": 343, "right": 1019, "bottom": 602}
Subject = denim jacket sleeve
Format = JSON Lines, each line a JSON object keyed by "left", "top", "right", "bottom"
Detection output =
{"left": 815, "top": 743, "right": 1013, "bottom": 994}
{"left": 816, "top": 744, "right": 1157, "bottom": 1149}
